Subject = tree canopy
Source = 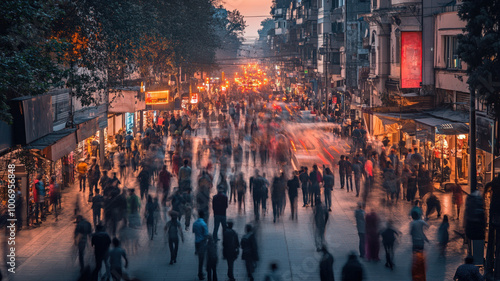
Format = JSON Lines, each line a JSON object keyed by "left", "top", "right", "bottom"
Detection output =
{"left": 0, "top": 0, "right": 245, "bottom": 122}
{"left": 458, "top": 0, "right": 500, "bottom": 117}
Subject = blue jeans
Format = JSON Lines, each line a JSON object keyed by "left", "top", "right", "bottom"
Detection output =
{"left": 213, "top": 215, "right": 227, "bottom": 241}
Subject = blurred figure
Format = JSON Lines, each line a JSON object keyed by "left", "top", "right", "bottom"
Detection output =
{"left": 437, "top": 215, "right": 449, "bottom": 257}
{"left": 145, "top": 195, "right": 159, "bottom": 240}
{"left": 319, "top": 247, "right": 334, "bottom": 281}
{"left": 264, "top": 262, "right": 282, "bottom": 281}
{"left": 74, "top": 215, "right": 92, "bottom": 272}
{"left": 48, "top": 175, "right": 60, "bottom": 221}
{"left": 164, "top": 211, "right": 184, "bottom": 264}
{"left": 127, "top": 189, "right": 141, "bottom": 228}
{"left": 425, "top": 192, "right": 441, "bottom": 220}
{"left": 137, "top": 167, "right": 150, "bottom": 200}
{"left": 322, "top": 168, "right": 334, "bottom": 211}
{"left": 91, "top": 224, "right": 111, "bottom": 280}
{"left": 212, "top": 187, "right": 228, "bottom": 241}
{"left": 235, "top": 172, "right": 247, "bottom": 213}
{"left": 158, "top": 165, "right": 172, "bottom": 207}
{"left": 299, "top": 167, "right": 309, "bottom": 207}
{"left": 179, "top": 159, "right": 192, "bottom": 192}
{"left": 77, "top": 159, "right": 88, "bottom": 192}
{"left": 381, "top": 220, "right": 400, "bottom": 270}
{"left": 352, "top": 158, "right": 362, "bottom": 197}
{"left": 410, "top": 210, "right": 429, "bottom": 251}
{"left": 450, "top": 179, "right": 464, "bottom": 220}
{"left": 355, "top": 202, "right": 366, "bottom": 258}
{"left": 193, "top": 210, "right": 209, "bottom": 280}
{"left": 223, "top": 221, "right": 239, "bottom": 281}
{"left": 453, "top": 255, "right": 483, "bottom": 281}
{"left": 314, "top": 201, "right": 329, "bottom": 251}
{"left": 241, "top": 224, "right": 259, "bottom": 281}
{"left": 287, "top": 171, "right": 300, "bottom": 220}
{"left": 342, "top": 252, "right": 365, "bottom": 281}
{"left": 109, "top": 238, "right": 128, "bottom": 281}
{"left": 365, "top": 211, "right": 380, "bottom": 262}
{"left": 250, "top": 169, "right": 264, "bottom": 221}
{"left": 92, "top": 189, "right": 104, "bottom": 227}
{"left": 309, "top": 165, "right": 323, "bottom": 207}
{"left": 206, "top": 236, "right": 218, "bottom": 281}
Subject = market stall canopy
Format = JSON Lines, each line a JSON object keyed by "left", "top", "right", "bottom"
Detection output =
{"left": 26, "top": 128, "right": 77, "bottom": 161}
{"left": 436, "top": 123, "right": 469, "bottom": 135}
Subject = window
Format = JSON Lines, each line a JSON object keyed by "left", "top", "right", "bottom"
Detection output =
{"left": 371, "top": 49, "right": 376, "bottom": 67}
{"left": 331, "top": 52, "right": 341, "bottom": 64}
{"left": 318, "top": 0, "right": 323, "bottom": 9}
{"left": 444, "top": 36, "right": 461, "bottom": 69}
{"left": 318, "top": 23, "right": 323, "bottom": 35}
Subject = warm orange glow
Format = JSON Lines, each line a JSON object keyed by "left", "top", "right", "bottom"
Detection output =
{"left": 290, "top": 140, "right": 297, "bottom": 152}
{"left": 146, "top": 90, "right": 169, "bottom": 104}
{"left": 317, "top": 153, "right": 329, "bottom": 165}
{"left": 323, "top": 147, "right": 334, "bottom": 160}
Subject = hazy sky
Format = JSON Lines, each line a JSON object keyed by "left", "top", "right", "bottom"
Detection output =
{"left": 224, "top": 0, "right": 273, "bottom": 43}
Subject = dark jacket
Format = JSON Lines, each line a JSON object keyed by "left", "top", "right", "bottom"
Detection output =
{"left": 241, "top": 232, "right": 258, "bottom": 261}
{"left": 320, "top": 252, "right": 335, "bottom": 281}
{"left": 341, "top": 256, "right": 364, "bottom": 281}
{"left": 287, "top": 176, "right": 300, "bottom": 198}
{"left": 223, "top": 228, "right": 240, "bottom": 260}
{"left": 212, "top": 192, "right": 228, "bottom": 216}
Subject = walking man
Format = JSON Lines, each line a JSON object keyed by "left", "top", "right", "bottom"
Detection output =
{"left": 193, "top": 210, "right": 209, "bottom": 280}
{"left": 241, "top": 224, "right": 259, "bottom": 281}
{"left": 338, "top": 156, "right": 346, "bottom": 189}
{"left": 74, "top": 215, "right": 92, "bottom": 272}
{"left": 287, "top": 171, "right": 300, "bottom": 220}
{"left": 212, "top": 188, "right": 228, "bottom": 241}
{"left": 249, "top": 169, "right": 263, "bottom": 221}
{"left": 299, "top": 167, "right": 309, "bottom": 207}
{"left": 223, "top": 221, "right": 239, "bottom": 281}
{"left": 355, "top": 202, "right": 366, "bottom": 258}
{"left": 91, "top": 224, "right": 111, "bottom": 280}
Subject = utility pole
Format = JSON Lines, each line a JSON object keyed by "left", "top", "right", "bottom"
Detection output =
{"left": 470, "top": 87, "right": 477, "bottom": 192}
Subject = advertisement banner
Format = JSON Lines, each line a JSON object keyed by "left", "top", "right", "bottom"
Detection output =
{"left": 401, "top": 31, "right": 422, "bottom": 88}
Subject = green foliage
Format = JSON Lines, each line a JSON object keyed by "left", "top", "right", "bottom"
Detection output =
{"left": 457, "top": 0, "right": 500, "bottom": 117}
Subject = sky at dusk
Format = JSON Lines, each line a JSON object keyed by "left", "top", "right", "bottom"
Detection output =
{"left": 224, "top": 0, "right": 273, "bottom": 43}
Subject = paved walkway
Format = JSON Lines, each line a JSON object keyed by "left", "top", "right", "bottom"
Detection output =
{"left": 3, "top": 123, "right": 468, "bottom": 281}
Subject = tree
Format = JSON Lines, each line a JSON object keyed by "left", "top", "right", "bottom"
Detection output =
{"left": 457, "top": 0, "right": 500, "bottom": 118}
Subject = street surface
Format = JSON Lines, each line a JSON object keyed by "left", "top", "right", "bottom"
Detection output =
{"left": 5, "top": 121, "right": 467, "bottom": 281}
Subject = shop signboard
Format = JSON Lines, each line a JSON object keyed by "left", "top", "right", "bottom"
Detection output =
{"left": 477, "top": 116, "right": 494, "bottom": 152}
{"left": 125, "top": 112, "right": 134, "bottom": 132}
{"left": 190, "top": 93, "right": 199, "bottom": 104}
{"left": 146, "top": 90, "right": 169, "bottom": 105}
{"left": 401, "top": 32, "right": 422, "bottom": 89}
{"left": 109, "top": 90, "right": 145, "bottom": 113}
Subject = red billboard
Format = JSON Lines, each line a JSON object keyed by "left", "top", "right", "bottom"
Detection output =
{"left": 401, "top": 31, "right": 422, "bottom": 88}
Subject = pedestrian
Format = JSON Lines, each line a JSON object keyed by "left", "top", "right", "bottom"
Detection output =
{"left": 287, "top": 171, "right": 300, "bottom": 220}
{"left": 158, "top": 165, "right": 172, "bottom": 207}
{"left": 223, "top": 221, "right": 239, "bottom": 281}
{"left": 309, "top": 165, "right": 323, "bottom": 206}
{"left": 355, "top": 202, "right": 366, "bottom": 258}
{"left": 314, "top": 201, "right": 329, "bottom": 251}
{"left": 74, "top": 215, "right": 92, "bottom": 272}
{"left": 145, "top": 195, "right": 159, "bottom": 240}
{"left": 32, "top": 174, "right": 46, "bottom": 224}
{"left": 381, "top": 220, "right": 400, "bottom": 270}
{"left": 262, "top": 173, "right": 269, "bottom": 215}
{"left": 450, "top": 179, "right": 464, "bottom": 220}
{"left": 164, "top": 211, "right": 184, "bottom": 264}
{"left": 206, "top": 236, "right": 218, "bottom": 281}
{"left": 249, "top": 169, "right": 263, "bottom": 221}
{"left": 410, "top": 210, "right": 429, "bottom": 251}
{"left": 182, "top": 188, "right": 193, "bottom": 231}
{"left": 407, "top": 169, "right": 418, "bottom": 202}
{"left": 193, "top": 210, "right": 209, "bottom": 280}
{"left": 352, "top": 158, "right": 362, "bottom": 197}
{"left": 319, "top": 247, "right": 334, "bottom": 281}
{"left": 212, "top": 187, "right": 228, "bottom": 241}
{"left": 323, "top": 168, "right": 334, "bottom": 212}
{"left": 341, "top": 252, "right": 365, "bottom": 281}
{"left": 179, "top": 159, "right": 192, "bottom": 192}
{"left": 48, "top": 176, "right": 60, "bottom": 221}
{"left": 241, "top": 224, "right": 259, "bottom": 281}
{"left": 338, "top": 155, "right": 346, "bottom": 189}
{"left": 91, "top": 224, "right": 111, "bottom": 280}
{"left": 137, "top": 167, "right": 150, "bottom": 200}
{"left": 92, "top": 189, "right": 104, "bottom": 227}
{"left": 77, "top": 159, "right": 88, "bottom": 192}
{"left": 453, "top": 255, "right": 484, "bottom": 281}
{"left": 235, "top": 172, "right": 247, "bottom": 213}
{"left": 109, "top": 238, "right": 128, "bottom": 281}
{"left": 127, "top": 189, "right": 141, "bottom": 228}
{"left": 228, "top": 168, "right": 237, "bottom": 203}
{"left": 437, "top": 215, "right": 449, "bottom": 257}
{"left": 425, "top": 192, "right": 441, "bottom": 220}
{"left": 89, "top": 159, "right": 100, "bottom": 196}
{"left": 345, "top": 156, "right": 353, "bottom": 192}
{"left": 264, "top": 262, "right": 282, "bottom": 281}
{"left": 365, "top": 211, "right": 380, "bottom": 262}
{"left": 299, "top": 167, "right": 309, "bottom": 207}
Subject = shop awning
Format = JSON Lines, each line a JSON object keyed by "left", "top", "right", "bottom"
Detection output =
{"left": 436, "top": 123, "right": 469, "bottom": 135}
{"left": 26, "top": 128, "right": 77, "bottom": 161}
